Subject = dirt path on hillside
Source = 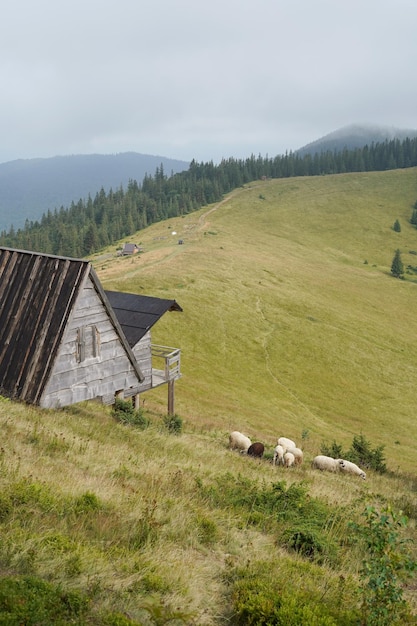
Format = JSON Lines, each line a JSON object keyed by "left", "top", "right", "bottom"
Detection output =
{"left": 98, "top": 182, "right": 267, "bottom": 276}
{"left": 196, "top": 183, "right": 264, "bottom": 232}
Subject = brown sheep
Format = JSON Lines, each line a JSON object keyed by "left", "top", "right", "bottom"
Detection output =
{"left": 247, "top": 442, "right": 265, "bottom": 458}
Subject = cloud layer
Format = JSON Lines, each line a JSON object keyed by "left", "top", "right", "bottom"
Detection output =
{"left": 1, "top": 0, "right": 416, "bottom": 163}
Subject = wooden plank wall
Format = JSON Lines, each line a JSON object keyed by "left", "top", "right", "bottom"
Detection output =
{"left": 41, "top": 277, "right": 142, "bottom": 408}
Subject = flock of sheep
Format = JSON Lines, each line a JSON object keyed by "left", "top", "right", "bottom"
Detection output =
{"left": 228, "top": 431, "right": 366, "bottom": 479}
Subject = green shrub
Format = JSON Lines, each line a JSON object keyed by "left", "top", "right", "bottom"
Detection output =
{"left": 321, "top": 434, "right": 386, "bottom": 473}
{"left": 351, "top": 505, "right": 417, "bottom": 625}
{"left": 320, "top": 440, "right": 345, "bottom": 459}
{"left": 198, "top": 475, "right": 339, "bottom": 560}
{"left": 199, "top": 476, "right": 330, "bottom": 522}
{"left": 112, "top": 398, "right": 150, "bottom": 429}
{"left": 163, "top": 413, "right": 183, "bottom": 435}
{"left": 0, "top": 575, "right": 153, "bottom": 625}
{"left": 0, "top": 575, "right": 89, "bottom": 625}
{"left": 73, "top": 491, "right": 102, "bottom": 514}
{"left": 348, "top": 434, "right": 386, "bottom": 473}
{"left": 284, "top": 528, "right": 329, "bottom": 563}
{"left": 230, "top": 562, "right": 358, "bottom": 625}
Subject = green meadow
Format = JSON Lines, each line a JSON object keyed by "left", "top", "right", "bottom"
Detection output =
{"left": 1, "top": 168, "right": 417, "bottom": 624}
{"left": 99, "top": 168, "right": 417, "bottom": 472}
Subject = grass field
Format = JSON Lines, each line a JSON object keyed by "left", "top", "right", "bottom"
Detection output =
{"left": 1, "top": 168, "right": 417, "bottom": 624}
{"left": 96, "top": 167, "right": 417, "bottom": 472}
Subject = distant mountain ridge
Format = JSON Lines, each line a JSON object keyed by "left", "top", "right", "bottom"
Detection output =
{"left": 2, "top": 124, "right": 417, "bottom": 233}
{"left": 296, "top": 124, "right": 417, "bottom": 156}
{"left": 0, "top": 152, "right": 189, "bottom": 232}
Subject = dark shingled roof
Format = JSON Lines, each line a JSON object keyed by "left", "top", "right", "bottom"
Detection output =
{"left": 0, "top": 247, "right": 91, "bottom": 404}
{"left": 0, "top": 247, "right": 146, "bottom": 405}
{"left": 105, "top": 291, "right": 182, "bottom": 347}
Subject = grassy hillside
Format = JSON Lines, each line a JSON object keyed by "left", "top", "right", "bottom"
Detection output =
{"left": 1, "top": 168, "right": 417, "bottom": 624}
{"left": 97, "top": 167, "right": 417, "bottom": 472}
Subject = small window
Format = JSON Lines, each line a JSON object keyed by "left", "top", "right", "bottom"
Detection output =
{"left": 76, "top": 325, "right": 101, "bottom": 362}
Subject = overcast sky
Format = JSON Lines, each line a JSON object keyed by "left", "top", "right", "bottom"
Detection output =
{"left": 1, "top": 0, "right": 416, "bottom": 165}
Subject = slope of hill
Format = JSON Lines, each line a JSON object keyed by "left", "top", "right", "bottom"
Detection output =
{"left": 297, "top": 123, "right": 417, "bottom": 156}
{"left": 1, "top": 168, "right": 417, "bottom": 624}
{"left": 96, "top": 167, "right": 417, "bottom": 473}
{"left": 0, "top": 152, "right": 189, "bottom": 232}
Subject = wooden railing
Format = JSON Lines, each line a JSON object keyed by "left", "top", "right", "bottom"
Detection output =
{"left": 151, "top": 345, "right": 181, "bottom": 384}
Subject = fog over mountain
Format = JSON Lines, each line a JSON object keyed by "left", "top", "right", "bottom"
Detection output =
{"left": 296, "top": 124, "right": 417, "bottom": 156}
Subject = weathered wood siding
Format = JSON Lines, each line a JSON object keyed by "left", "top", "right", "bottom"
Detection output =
{"left": 132, "top": 331, "right": 153, "bottom": 392}
{"left": 41, "top": 277, "right": 142, "bottom": 408}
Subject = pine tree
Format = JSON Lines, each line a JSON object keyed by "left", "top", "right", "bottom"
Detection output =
{"left": 391, "top": 249, "right": 404, "bottom": 278}
{"left": 393, "top": 219, "right": 401, "bottom": 232}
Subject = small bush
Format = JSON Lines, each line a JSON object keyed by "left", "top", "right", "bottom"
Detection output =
{"left": 197, "top": 475, "right": 338, "bottom": 557}
{"left": 73, "top": 491, "right": 102, "bottom": 514}
{"left": 0, "top": 575, "right": 89, "bottom": 625}
{"left": 321, "top": 434, "right": 386, "bottom": 473}
{"left": 350, "top": 505, "right": 417, "bottom": 625}
{"left": 163, "top": 413, "right": 183, "bottom": 435}
{"left": 284, "top": 528, "right": 328, "bottom": 562}
{"left": 320, "top": 440, "right": 345, "bottom": 459}
{"left": 348, "top": 434, "right": 386, "bottom": 473}
{"left": 230, "top": 561, "right": 358, "bottom": 625}
{"left": 112, "top": 398, "right": 149, "bottom": 429}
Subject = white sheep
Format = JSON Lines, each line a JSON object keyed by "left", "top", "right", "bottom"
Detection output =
{"left": 311, "top": 455, "right": 345, "bottom": 473}
{"left": 272, "top": 444, "right": 285, "bottom": 466}
{"left": 277, "top": 436, "right": 296, "bottom": 452}
{"left": 229, "top": 431, "right": 252, "bottom": 453}
{"left": 286, "top": 446, "right": 303, "bottom": 466}
{"left": 284, "top": 451, "right": 295, "bottom": 467}
{"left": 337, "top": 459, "right": 366, "bottom": 480}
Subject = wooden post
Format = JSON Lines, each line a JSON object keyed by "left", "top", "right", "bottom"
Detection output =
{"left": 168, "top": 380, "right": 175, "bottom": 416}
{"left": 133, "top": 394, "right": 140, "bottom": 410}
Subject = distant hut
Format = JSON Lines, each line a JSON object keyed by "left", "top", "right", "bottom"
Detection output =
{"left": 121, "top": 243, "right": 142, "bottom": 255}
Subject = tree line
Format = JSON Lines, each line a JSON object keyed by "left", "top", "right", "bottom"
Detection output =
{"left": 1, "top": 137, "right": 417, "bottom": 258}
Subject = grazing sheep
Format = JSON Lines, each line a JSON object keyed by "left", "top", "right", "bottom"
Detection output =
{"left": 287, "top": 446, "right": 303, "bottom": 466}
{"left": 277, "top": 436, "right": 296, "bottom": 452}
{"left": 311, "top": 455, "right": 345, "bottom": 473}
{"left": 247, "top": 442, "right": 265, "bottom": 458}
{"left": 273, "top": 444, "right": 285, "bottom": 466}
{"left": 337, "top": 459, "right": 366, "bottom": 480}
{"left": 284, "top": 451, "right": 295, "bottom": 467}
{"left": 229, "top": 431, "right": 252, "bottom": 453}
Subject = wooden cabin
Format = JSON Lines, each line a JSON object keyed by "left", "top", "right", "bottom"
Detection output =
{"left": 0, "top": 247, "right": 182, "bottom": 413}
{"left": 121, "top": 243, "right": 142, "bottom": 255}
